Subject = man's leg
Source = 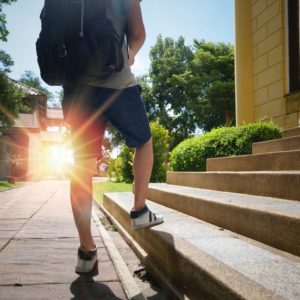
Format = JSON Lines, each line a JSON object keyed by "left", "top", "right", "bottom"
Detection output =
{"left": 133, "top": 138, "right": 153, "bottom": 211}
{"left": 70, "top": 157, "right": 96, "bottom": 251}
{"left": 131, "top": 137, "right": 164, "bottom": 229}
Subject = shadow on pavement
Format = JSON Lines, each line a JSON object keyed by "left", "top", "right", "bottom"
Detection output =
{"left": 70, "top": 277, "right": 123, "bottom": 300}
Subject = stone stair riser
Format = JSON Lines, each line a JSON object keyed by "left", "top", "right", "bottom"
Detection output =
{"left": 252, "top": 136, "right": 300, "bottom": 154}
{"left": 282, "top": 127, "right": 300, "bottom": 138}
{"left": 167, "top": 172, "right": 300, "bottom": 201}
{"left": 147, "top": 188, "right": 300, "bottom": 256}
{"left": 207, "top": 151, "right": 300, "bottom": 171}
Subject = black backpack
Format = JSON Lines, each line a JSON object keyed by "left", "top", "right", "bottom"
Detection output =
{"left": 36, "top": 0, "right": 128, "bottom": 86}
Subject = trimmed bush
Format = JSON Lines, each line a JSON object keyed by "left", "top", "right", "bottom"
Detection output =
{"left": 170, "top": 122, "right": 282, "bottom": 172}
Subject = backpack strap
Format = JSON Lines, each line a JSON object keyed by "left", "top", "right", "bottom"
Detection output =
{"left": 57, "top": 0, "right": 67, "bottom": 57}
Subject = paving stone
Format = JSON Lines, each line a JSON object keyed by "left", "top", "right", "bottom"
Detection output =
{"left": 0, "top": 239, "right": 81, "bottom": 285}
{"left": 98, "top": 246, "right": 111, "bottom": 262}
{"left": 0, "top": 281, "right": 126, "bottom": 300}
{"left": 70, "top": 279, "right": 126, "bottom": 299}
{"left": 0, "top": 219, "right": 26, "bottom": 230}
{"left": 0, "top": 219, "right": 26, "bottom": 239}
{"left": 0, "top": 239, "right": 9, "bottom": 249}
{"left": 0, "top": 181, "right": 126, "bottom": 300}
{"left": 98, "top": 260, "right": 119, "bottom": 282}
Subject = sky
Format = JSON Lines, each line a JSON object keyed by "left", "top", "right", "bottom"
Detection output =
{"left": 1, "top": 0, "right": 234, "bottom": 96}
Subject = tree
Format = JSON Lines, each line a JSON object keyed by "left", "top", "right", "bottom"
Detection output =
{"left": 189, "top": 40, "right": 235, "bottom": 131}
{"left": 140, "top": 35, "right": 195, "bottom": 149}
{"left": 19, "top": 70, "right": 59, "bottom": 106}
{"left": 0, "top": 73, "right": 25, "bottom": 128}
{"left": 0, "top": 0, "right": 17, "bottom": 42}
{"left": 139, "top": 36, "right": 235, "bottom": 149}
{"left": 0, "top": 0, "right": 27, "bottom": 129}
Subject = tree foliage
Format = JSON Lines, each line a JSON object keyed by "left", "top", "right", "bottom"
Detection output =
{"left": 19, "top": 70, "right": 56, "bottom": 104}
{"left": 0, "top": 0, "right": 17, "bottom": 42}
{"left": 0, "top": 73, "right": 25, "bottom": 128}
{"left": 0, "top": 0, "right": 27, "bottom": 129}
{"left": 139, "top": 36, "right": 235, "bottom": 150}
{"left": 190, "top": 40, "right": 235, "bottom": 131}
{"left": 140, "top": 35, "right": 195, "bottom": 149}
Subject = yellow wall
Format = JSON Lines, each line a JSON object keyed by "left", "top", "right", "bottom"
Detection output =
{"left": 235, "top": 0, "right": 255, "bottom": 125}
{"left": 235, "top": 0, "right": 299, "bottom": 129}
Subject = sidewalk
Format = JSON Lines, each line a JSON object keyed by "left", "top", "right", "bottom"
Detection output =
{"left": 0, "top": 180, "right": 127, "bottom": 299}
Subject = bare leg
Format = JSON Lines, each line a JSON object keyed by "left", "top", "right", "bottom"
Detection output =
{"left": 133, "top": 138, "right": 153, "bottom": 211}
{"left": 70, "top": 157, "right": 96, "bottom": 251}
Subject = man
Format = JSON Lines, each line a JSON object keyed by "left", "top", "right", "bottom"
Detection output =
{"left": 62, "top": 0, "right": 163, "bottom": 276}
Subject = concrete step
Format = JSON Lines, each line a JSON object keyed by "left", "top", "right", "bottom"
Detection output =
{"left": 206, "top": 150, "right": 300, "bottom": 171}
{"left": 166, "top": 171, "right": 300, "bottom": 201}
{"left": 103, "top": 192, "right": 300, "bottom": 300}
{"left": 147, "top": 183, "right": 300, "bottom": 256}
{"left": 252, "top": 136, "right": 300, "bottom": 154}
{"left": 282, "top": 126, "right": 300, "bottom": 138}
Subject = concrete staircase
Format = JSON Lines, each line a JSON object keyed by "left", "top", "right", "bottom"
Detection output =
{"left": 101, "top": 126, "right": 300, "bottom": 299}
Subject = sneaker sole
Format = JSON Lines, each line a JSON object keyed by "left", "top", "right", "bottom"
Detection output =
{"left": 132, "top": 220, "right": 164, "bottom": 230}
{"left": 75, "top": 259, "right": 99, "bottom": 277}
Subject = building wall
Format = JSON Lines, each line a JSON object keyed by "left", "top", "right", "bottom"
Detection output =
{"left": 27, "top": 132, "right": 42, "bottom": 181}
{"left": 235, "top": 0, "right": 300, "bottom": 129}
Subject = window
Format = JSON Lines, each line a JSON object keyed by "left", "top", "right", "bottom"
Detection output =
{"left": 288, "top": 0, "right": 300, "bottom": 92}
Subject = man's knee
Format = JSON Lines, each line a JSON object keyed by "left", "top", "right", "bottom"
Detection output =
{"left": 137, "top": 137, "right": 152, "bottom": 150}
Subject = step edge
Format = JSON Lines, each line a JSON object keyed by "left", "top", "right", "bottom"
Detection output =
{"left": 147, "top": 184, "right": 300, "bottom": 218}
{"left": 207, "top": 149, "right": 300, "bottom": 162}
{"left": 92, "top": 202, "right": 146, "bottom": 300}
{"left": 146, "top": 186, "right": 300, "bottom": 255}
{"left": 167, "top": 170, "right": 300, "bottom": 175}
{"left": 97, "top": 200, "right": 191, "bottom": 300}
{"left": 253, "top": 135, "right": 300, "bottom": 147}
{"left": 103, "top": 194, "right": 287, "bottom": 300}
{"left": 103, "top": 193, "right": 300, "bottom": 262}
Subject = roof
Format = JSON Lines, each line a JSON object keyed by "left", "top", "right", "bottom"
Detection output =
{"left": 9, "top": 78, "right": 47, "bottom": 97}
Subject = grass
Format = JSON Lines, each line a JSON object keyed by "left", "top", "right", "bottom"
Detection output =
{"left": 93, "top": 181, "right": 132, "bottom": 202}
{"left": 0, "top": 181, "right": 22, "bottom": 192}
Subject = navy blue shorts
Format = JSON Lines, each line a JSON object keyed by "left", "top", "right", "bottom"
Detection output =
{"left": 62, "top": 85, "right": 151, "bottom": 160}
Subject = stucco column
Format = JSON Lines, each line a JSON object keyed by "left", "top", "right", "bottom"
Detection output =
{"left": 234, "top": 0, "right": 255, "bottom": 125}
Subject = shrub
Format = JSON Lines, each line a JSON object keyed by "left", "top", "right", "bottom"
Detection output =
{"left": 119, "top": 145, "right": 134, "bottom": 183}
{"left": 117, "top": 120, "right": 170, "bottom": 183}
{"left": 170, "top": 122, "right": 282, "bottom": 172}
{"left": 150, "top": 120, "right": 169, "bottom": 182}
{"left": 108, "top": 157, "right": 123, "bottom": 182}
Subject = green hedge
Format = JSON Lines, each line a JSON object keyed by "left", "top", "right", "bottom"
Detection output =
{"left": 108, "top": 120, "right": 169, "bottom": 183}
{"left": 170, "top": 122, "right": 282, "bottom": 172}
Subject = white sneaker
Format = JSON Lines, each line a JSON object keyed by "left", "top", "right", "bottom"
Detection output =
{"left": 130, "top": 205, "right": 164, "bottom": 229}
{"left": 75, "top": 247, "right": 98, "bottom": 276}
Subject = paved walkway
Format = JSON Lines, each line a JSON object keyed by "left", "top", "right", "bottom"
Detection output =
{"left": 0, "top": 180, "right": 127, "bottom": 300}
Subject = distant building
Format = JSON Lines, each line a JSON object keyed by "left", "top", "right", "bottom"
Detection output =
{"left": 0, "top": 81, "right": 68, "bottom": 180}
{"left": 235, "top": 0, "right": 300, "bottom": 128}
